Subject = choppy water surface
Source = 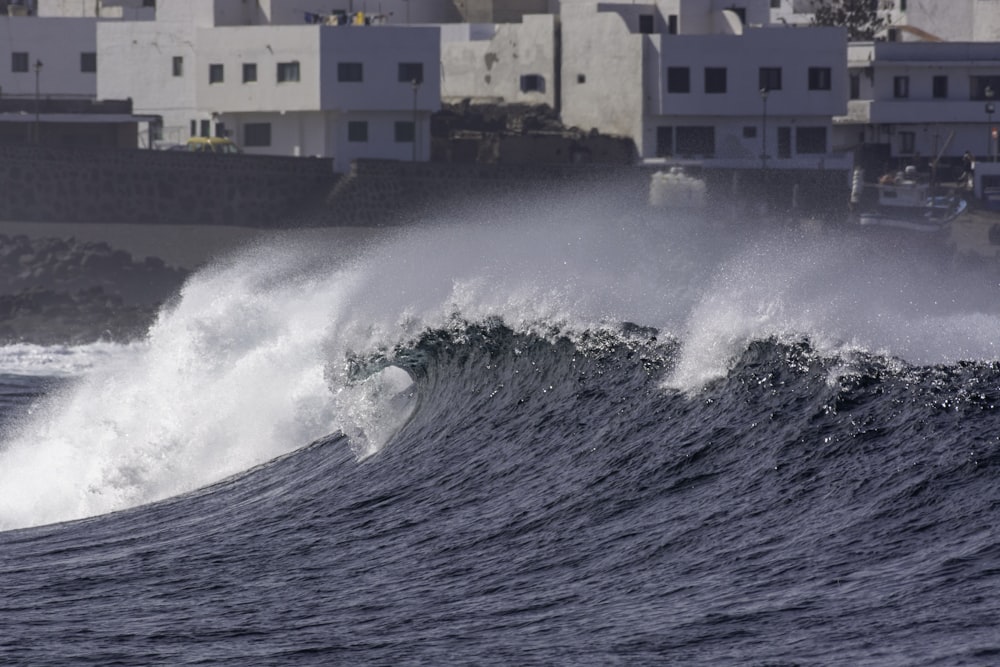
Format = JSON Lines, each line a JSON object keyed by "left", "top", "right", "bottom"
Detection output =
{"left": 1, "top": 200, "right": 998, "bottom": 665}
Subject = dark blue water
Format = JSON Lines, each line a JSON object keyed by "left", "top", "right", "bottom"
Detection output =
{"left": 1, "top": 212, "right": 998, "bottom": 665}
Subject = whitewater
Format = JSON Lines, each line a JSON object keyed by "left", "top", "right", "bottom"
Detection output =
{"left": 0, "top": 194, "right": 998, "bottom": 665}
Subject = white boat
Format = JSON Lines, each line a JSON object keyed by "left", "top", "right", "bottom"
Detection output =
{"left": 852, "top": 166, "right": 967, "bottom": 233}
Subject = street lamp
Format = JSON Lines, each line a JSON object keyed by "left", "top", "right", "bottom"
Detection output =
{"left": 760, "top": 87, "right": 769, "bottom": 171}
{"left": 986, "top": 84, "right": 996, "bottom": 163}
{"left": 411, "top": 78, "right": 420, "bottom": 162}
{"left": 33, "top": 59, "right": 42, "bottom": 144}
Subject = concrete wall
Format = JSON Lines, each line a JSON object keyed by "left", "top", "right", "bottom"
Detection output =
{"left": 0, "top": 16, "right": 97, "bottom": 97}
{"left": 441, "top": 15, "right": 557, "bottom": 107}
{"left": 0, "top": 144, "right": 335, "bottom": 225}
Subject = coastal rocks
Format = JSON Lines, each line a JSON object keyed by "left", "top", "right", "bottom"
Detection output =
{"left": 0, "top": 234, "right": 189, "bottom": 345}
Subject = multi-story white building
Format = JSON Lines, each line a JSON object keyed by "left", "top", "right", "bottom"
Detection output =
{"left": 561, "top": 0, "right": 850, "bottom": 170}
{"left": 0, "top": 13, "right": 96, "bottom": 97}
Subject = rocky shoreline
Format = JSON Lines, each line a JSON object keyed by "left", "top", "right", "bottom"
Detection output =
{"left": 0, "top": 233, "right": 189, "bottom": 346}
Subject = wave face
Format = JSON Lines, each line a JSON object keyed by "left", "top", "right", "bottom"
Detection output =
{"left": 1, "top": 201, "right": 999, "bottom": 664}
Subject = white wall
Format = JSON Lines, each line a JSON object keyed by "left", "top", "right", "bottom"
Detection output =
{"left": 0, "top": 16, "right": 96, "bottom": 97}
{"left": 36, "top": 0, "right": 154, "bottom": 19}
{"left": 440, "top": 14, "right": 557, "bottom": 106}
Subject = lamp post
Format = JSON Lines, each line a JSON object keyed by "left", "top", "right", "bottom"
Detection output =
{"left": 411, "top": 78, "right": 420, "bottom": 162}
{"left": 986, "top": 85, "right": 996, "bottom": 163}
{"left": 760, "top": 87, "right": 769, "bottom": 171}
{"left": 33, "top": 59, "right": 42, "bottom": 144}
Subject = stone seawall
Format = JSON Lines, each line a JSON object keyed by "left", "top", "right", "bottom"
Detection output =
{"left": 0, "top": 144, "right": 335, "bottom": 226}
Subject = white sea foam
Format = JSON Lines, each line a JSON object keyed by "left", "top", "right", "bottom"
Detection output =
{"left": 0, "top": 196, "right": 997, "bottom": 529}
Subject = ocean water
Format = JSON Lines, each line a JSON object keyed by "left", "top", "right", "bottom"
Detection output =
{"left": 0, "top": 199, "right": 998, "bottom": 665}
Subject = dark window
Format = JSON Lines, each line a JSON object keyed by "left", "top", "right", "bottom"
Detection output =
{"left": 639, "top": 14, "right": 654, "bottom": 33}
{"left": 172, "top": 56, "right": 183, "bottom": 77}
{"left": 759, "top": 67, "right": 782, "bottom": 92}
{"left": 520, "top": 74, "right": 543, "bottom": 92}
{"left": 796, "top": 127, "right": 826, "bottom": 154}
{"left": 777, "top": 126, "right": 791, "bottom": 158}
{"left": 770, "top": 0, "right": 780, "bottom": 7}
{"left": 849, "top": 72, "right": 861, "bottom": 99}
{"left": 11, "top": 52, "right": 28, "bottom": 73}
{"left": 893, "top": 75, "right": 909, "bottom": 98}
{"left": 743, "top": 126, "right": 757, "bottom": 138}
{"left": 705, "top": 67, "right": 726, "bottom": 94}
{"left": 243, "top": 63, "right": 257, "bottom": 83}
{"left": 209, "top": 63, "right": 224, "bottom": 84}
{"left": 143, "top": 0, "right": 155, "bottom": 7}
{"left": 338, "top": 62, "right": 363, "bottom": 82}
{"left": 970, "top": 76, "right": 1000, "bottom": 100}
{"left": 398, "top": 62, "right": 423, "bottom": 84}
{"left": 900, "top": 0, "right": 906, "bottom": 10}
{"left": 215, "top": 123, "right": 227, "bottom": 138}
{"left": 199, "top": 119, "right": 210, "bottom": 137}
{"left": 667, "top": 15, "right": 678, "bottom": 34}
{"left": 932, "top": 75, "right": 948, "bottom": 98}
{"left": 395, "top": 121, "right": 415, "bottom": 143}
{"left": 676, "top": 126, "right": 715, "bottom": 157}
{"left": 244, "top": 122, "right": 271, "bottom": 147}
{"left": 190, "top": 120, "right": 196, "bottom": 137}
{"left": 577, "top": 73, "right": 586, "bottom": 84}
{"left": 808, "top": 67, "right": 831, "bottom": 91}
{"left": 80, "top": 52, "right": 96, "bottom": 73}
{"left": 348, "top": 121, "right": 368, "bottom": 142}
{"left": 667, "top": 67, "right": 690, "bottom": 93}
{"left": 656, "top": 126, "right": 673, "bottom": 156}
{"left": 899, "top": 130, "right": 915, "bottom": 154}
{"left": 277, "top": 61, "right": 300, "bottom": 82}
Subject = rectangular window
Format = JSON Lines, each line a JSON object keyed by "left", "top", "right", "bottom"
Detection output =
{"left": 808, "top": 67, "right": 831, "bottom": 91}
{"left": 277, "top": 61, "right": 300, "bottom": 83}
{"left": 849, "top": 72, "right": 861, "bottom": 99}
{"left": 11, "top": 52, "right": 28, "bottom": 73}
{"left": 215, "top": 122, "right": 227, "bottom": 138}
{"left": 770, "top": 0, "right": 780, "bottom": 7}
{"left": 199, "top": 119, "right": 210, "bottom": 137}
{"left": 759, "top": 67, "right": 782, "bottom": 92}
{"left": 667, "top": 15, "right": 678, "bottom": 34}
{"left": 705, "top": 67, "right": 726, "bottom": 94}
{"left": 143, "top": 0, "right": 155, "bottom": 6}
{"left": 796, "top": 127, "right": 827, "bottom": 154}
{"left": 893, "top": 75, "right": 909, "bottom": 98}
{"left": 395, "top": 121, "right": 415, "bottom": 143}
{"left": 243, "top": 63, "right": 257, "bottom": 83}
{"left": 244, "top": 122, "right": 271, "bottom": 147}
{"left": 777, "top": 126, "right": 791, "bottom": 158}
{"left": 338, "top": 62, "right": 363, "bottom": 82}
{"left": 173, "top": 56, "right": 183, "bottom": 77}
{"left": 348, "top": 121, "right": 368, "bottom": 142}
{"left": 971, "top": 76, "right": 1000, "bottom": 100}
{"left": 676, "top": 126, "right": 715, "bottom": 157}
{"left": 209, "top": 63, "right": 224, "bottom": 84}
{"left": 80, "top": 52, "right": 96, "bottom": 73}
{"left": 398, "top": 62, "right": 423, "bottom": 84}
{"left": 520, "top": 74, "right": 543, "bottom": 92}
{"left": 667, "top": 67, "right": 690, "bottom": 93}
{"left": 656, "top": 126, "right": 673, "bottom": 157}
{"left": 932, "top": 75, "right": 948, "bottom": 99}
{"left": 639, "top": 14, "right": 654, "bottom": 33}
{"left": 190, "top": 120, "right": 197, "bottom": 138}
{"left": 899, "top": 130, "right": 915, "bottom": 154}
{"left": 743, "top": 126, "right": 757, "bottom": 138}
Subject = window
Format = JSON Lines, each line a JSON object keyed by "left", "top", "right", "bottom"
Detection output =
{"left": 243, "top": 63, "right": 257, "bottom": 83}
{"left": 338, "top": 62, "right": 363, "bottom": 82}
{"left": 200, "top": 119, "right": 210, "bottom": 137}
{"left": 277, "top": 61, "right": 300, "bottom": 83}
{"left": 743, "top": 126, "right": 757, "bottom": 138}
{"left": 667, "top": 67, "right": 690, "bottom": 93}
{"left": 899, "top": 130, "right": 915, "bottom": 154}
{"left": 777, "top": 126, "right": 791, "bottom": 158}
{"left": 770, "top": 0, "right": 781, "bottom": 7}
{"left": 705, "top": 67, "right": 727, "bottom": 94}
{"left": 656, "top": 126, "right": 673, "bottom": 156}
{"left": 398, "top": 62, "right": 423, "bottom": 84}
{"left": 971, "top": 76, "right": 1000, "bottom": 100}
{"left": 676, "top": 126, "right": 715, "bottom": 157}
{"left": 667, "top": 15, "right": 678, "bottom": 34}
{"left": 520, "top": 74, "right": 543, "bottom": 92}
{"left": 348, "top": 121, "right": 368, "bottom": 142}
{"left": 215, "top": 123, "right": 227, "bottom": 138}
{"left": 395, "top": 121, "right": 415, "bottom": 143}
{"left": 893, "top": 75, "right": 909, "bottom": 98}
{"left": 244, "top": 122, "right": 271, "bottom": 147}
{"left": 849, "top": 72, "right": 861, "bottom": 99}
{"left": 577, "top": 73, "right": 586, "bottom": 84}
{"left": 80, "top": 52, "right": 96, "bottom": 73}
{"left": 759, "top": 67, "right": 782, "bottom": 92}
{"left": 11, "top": 52, "right": 28, "bottom": 73}
{"left": 639, "top": 14, "right": 654, "bottom": 33}
{"left": 795, "top": 127, "right": 826, "bottom": 154}
{"left": 190, "top": 120, "right": 196, "bottom": 137}
{"left": 808, "top": 67, "right": 831, "bottom": 91}
{"left": 932, "top": 75, "right": 948, "bottom": 98}
{"left": 143, "top": 0, "right": 156, "bottom": 6}
{"left": 172, "top": 56, "right": 183, "bottom": 77}
{"left": 209, "top": 63, "right": 224, "bottom": 84}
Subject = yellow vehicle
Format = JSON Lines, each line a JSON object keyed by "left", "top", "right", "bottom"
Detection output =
{"left": 185, "top": 137, "right": 242, "bottom": 154}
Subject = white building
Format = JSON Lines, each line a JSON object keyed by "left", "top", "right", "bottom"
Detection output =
{"left": 836, "top": 41, "right": 1000, "bottom": 166}
{"left": 0, "top": 14, "right": 96, "bottom": 97}
{"left": 561, "top": 0, "right": 850, "bottom": 169}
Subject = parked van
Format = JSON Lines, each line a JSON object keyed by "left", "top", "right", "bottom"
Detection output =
{"left": 186, "top": 137, "right": 242, "bottom": 154}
